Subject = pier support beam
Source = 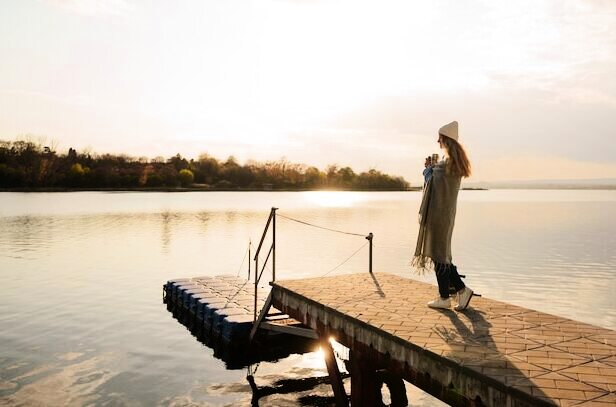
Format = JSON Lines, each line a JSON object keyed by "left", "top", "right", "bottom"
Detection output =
{"left": 348, "top": 348, "right": 379, "bottom": 407}
{"left": 376, "top": 369, "right": 409, "bottom": 407}
{"left": 347, "top": 345, "right": 409, "bottom": 407}
{"left": 321, "top": 337, "right": 348, "bottom": 407}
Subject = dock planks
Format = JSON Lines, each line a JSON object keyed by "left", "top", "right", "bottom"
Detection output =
{"left": 270, "top": 272, "right": 616, "bottom": 406}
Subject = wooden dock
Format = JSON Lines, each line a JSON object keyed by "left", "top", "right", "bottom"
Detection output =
{"left": 269, "top": 272, "right": 616, "bottom": 406}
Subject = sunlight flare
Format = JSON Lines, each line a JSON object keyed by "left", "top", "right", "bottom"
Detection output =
{"left": 303, "top": 191, "right": 366, "bottom": 208}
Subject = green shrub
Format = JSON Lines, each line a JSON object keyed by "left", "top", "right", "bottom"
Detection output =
{"left": 178, "top": 169, "right": 194, "bottom": 187}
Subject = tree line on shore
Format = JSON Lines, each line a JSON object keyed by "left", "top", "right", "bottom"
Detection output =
{"left": 0, "top": 140, "right": 410, "bottom": 190}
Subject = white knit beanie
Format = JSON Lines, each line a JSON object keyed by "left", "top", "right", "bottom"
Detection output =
{"left": 438, "top": 121, "right": 459, "bottom": 141}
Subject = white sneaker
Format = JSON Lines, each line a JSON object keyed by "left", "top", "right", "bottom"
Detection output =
{"left": 454, "top": 287, "right": 473, "bottom": 311}
{"left": 427, "top": 297, "right": 451, "bottom": 309}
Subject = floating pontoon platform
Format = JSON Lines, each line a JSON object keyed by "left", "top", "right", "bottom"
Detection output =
{"left": 163, "top": 275, "right": 317, "bottom": 369}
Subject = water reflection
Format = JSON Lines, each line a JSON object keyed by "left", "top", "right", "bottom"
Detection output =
{"left": 0, "top": 351, "right": 121, "bottom": 406}
{"left": 302, "top": 191, "right": 367, "bottom": 207}
{"left": 0, "top": 191, "right": 614, "bottom": 406}
{"left": 161, "top": 211, "right": 172, "bottom": 251}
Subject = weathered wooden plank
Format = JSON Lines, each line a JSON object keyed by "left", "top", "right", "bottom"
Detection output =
{"left": 259, "top": 322, "right": 318, "bottom": 339}
{"left": 249, "top": 291, "right": 273, "bottom": 341}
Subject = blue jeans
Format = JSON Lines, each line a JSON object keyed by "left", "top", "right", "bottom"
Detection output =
{"left": 435, "top": 262, "right": 465, "bottom": 299}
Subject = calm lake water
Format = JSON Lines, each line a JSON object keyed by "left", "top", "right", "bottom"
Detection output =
{"left": 1, "top": 190, "right": 615, "bottom": 406}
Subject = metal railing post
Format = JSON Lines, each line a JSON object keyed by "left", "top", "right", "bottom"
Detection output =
{"left": 272, "top": 207, "right": 277, "bottom": 282}
{"left": 366, "top": 233, "right": 373, "bottom": 274}
{"left": 254, "top": 255, "right": 258, "bottom": 321}
{"left": 253, "top": 208, "right": 278, "bottom": 321}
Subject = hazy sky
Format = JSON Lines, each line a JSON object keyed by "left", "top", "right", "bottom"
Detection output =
{"left": 1, "top": 0, "right": 616, "bottom": 183}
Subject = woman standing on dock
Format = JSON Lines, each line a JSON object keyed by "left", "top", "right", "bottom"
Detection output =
{"left": 413, "top": 121, "right": 474, "bottom": 310}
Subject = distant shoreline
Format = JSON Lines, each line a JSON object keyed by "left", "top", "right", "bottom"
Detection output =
{"left": 464, "top": 185, "right": 616, "bottom": 191}
{"left": 1, "top": 140, "right": 410, "bottom": 192}
{"left": 0, "top": 186, "right": 423, "bottom": 193}
{"left": 4, "top": 186, "right": 616, "bottom": 193}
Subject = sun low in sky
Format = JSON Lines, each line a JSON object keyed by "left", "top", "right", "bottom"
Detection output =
{"left": 1, "top": 0, "right": 616, "bottom": 184}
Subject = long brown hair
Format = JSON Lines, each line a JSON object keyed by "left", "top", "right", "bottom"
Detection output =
{"left": 440, "top": 135, "right": 471, "bottom": 178}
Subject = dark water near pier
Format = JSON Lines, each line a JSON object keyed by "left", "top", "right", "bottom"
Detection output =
{"left": 1, "top": 190, "right": 615, "bottom": 405}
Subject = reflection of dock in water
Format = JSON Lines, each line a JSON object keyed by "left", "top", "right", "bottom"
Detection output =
{"left": 163, "top": 275, "right": 317, "bottom": 369}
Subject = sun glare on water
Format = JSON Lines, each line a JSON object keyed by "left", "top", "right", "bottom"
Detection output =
{"left": 303, "top": 191, "right": 366, "bottom": 208}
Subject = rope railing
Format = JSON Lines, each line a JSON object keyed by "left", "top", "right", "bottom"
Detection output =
{"left": 320, "top": 241, "right": 369, "bottom": 277}
{"left": 251, "top": 207, "right": 374, "bottom": 321}
{"left": 236, "top": 241, "right": 251, "bottom": 278}
{"left": 277, "top": 213, "right": 366, "bottom": 237}
{"left": 278, "top": 212, "right": 374, "bottom": 274}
